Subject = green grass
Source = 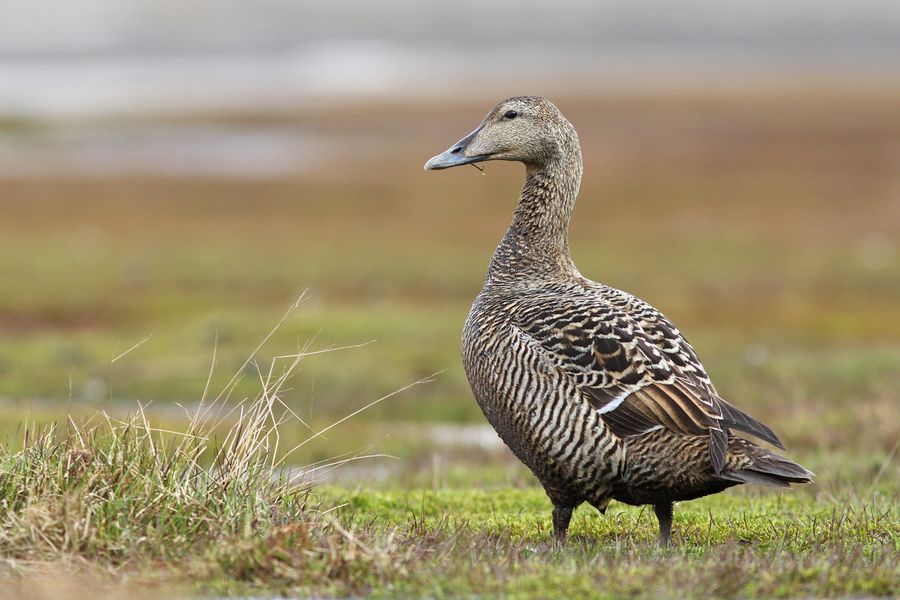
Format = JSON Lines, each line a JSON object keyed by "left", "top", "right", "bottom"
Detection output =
{"left": 314, "top": 486, "right": 898, "bottom": 599}
{"left": 2, "top": 410, "right": 895, "bottom": 599}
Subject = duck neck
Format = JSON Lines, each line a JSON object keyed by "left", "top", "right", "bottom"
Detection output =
{"left": 488, "top": 150, "right": 583, "bottom": 283}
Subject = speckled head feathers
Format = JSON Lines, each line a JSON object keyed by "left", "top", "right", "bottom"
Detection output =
{"left": 424, "top": 96, "right": 580, "bottom": 171}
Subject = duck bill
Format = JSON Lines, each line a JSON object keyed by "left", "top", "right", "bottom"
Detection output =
{"left": 424, "top": 127, "right": 489, "bottom": 171}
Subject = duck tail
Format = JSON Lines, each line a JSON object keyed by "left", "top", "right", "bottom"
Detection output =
{"left": 719, "top": 438, "right": 814, "bottom": 488}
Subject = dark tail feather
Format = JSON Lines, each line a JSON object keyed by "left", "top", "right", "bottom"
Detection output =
{"left": 720, "top": 469, "right": 792, "bottom": 488}
{"left": 748, "top": 454, "right": 815, "bottom": 482}
{"left": 720, "top": 444, "right": 814, "bottom": 488}
{"left": 717, "top": 397, "right": 785, "bottom": 450}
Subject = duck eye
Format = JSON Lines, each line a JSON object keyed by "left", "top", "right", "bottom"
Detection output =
{"left": 504, "top": 110, "right": 518, "bottom": 120}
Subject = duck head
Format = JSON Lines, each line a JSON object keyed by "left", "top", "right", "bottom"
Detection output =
{"left": 424, "top": 96, "right": 578, "bottom": 171}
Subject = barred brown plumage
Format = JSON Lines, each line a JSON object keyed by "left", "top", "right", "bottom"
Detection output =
{"left": 424, "top": 96, "right": 813, "bottom": 547}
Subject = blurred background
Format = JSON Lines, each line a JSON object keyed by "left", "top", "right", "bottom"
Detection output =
{"left": 1, "top": 0, "right": 898, "bottom": 483}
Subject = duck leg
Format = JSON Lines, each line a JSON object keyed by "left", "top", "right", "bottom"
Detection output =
{"left": 552, "top": 505, "right": 574, "bottom": 546}
{"left": 653, "top": 501, "right": 674, "bottom": 548}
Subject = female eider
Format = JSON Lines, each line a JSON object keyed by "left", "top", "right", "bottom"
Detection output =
{"left": 424, "top": 96, "right": 813, "bottom": 547}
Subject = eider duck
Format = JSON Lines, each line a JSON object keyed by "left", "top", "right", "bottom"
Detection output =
{"left": 424, "top": 96, "right": 813, "bottom": 547}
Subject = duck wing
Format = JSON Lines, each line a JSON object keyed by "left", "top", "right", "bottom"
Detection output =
{"left": 514, "top": 288, "right": 783, "bottom": 473}
{"left": 586, "top": 284, "right": 785, "bottom": 448}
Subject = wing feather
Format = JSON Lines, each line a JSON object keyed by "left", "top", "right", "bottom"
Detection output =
{"left": 717, "top": 397, "right": 785, "bottom": 449}
{"left": 513, "top": 285, "right": 779, "bottom": 474}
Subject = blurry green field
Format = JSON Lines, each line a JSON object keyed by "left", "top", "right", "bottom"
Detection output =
{"left": 2, "top": 89, "right": 898, "bottom": 439}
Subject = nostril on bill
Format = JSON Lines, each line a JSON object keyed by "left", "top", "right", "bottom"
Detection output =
{"left": 450, "top": 147, "right": 462, "bottom": 154}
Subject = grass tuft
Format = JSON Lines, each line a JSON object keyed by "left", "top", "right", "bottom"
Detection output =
{"left": 0, "top": 298, "right": 318, "bottom": 572}
{"left": 0, "top": 297, "right": 429, "bottom": 597}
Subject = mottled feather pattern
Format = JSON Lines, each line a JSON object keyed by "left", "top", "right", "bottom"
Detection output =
{"left": 506, "top": 282, "right": 735, "bottom": 471}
